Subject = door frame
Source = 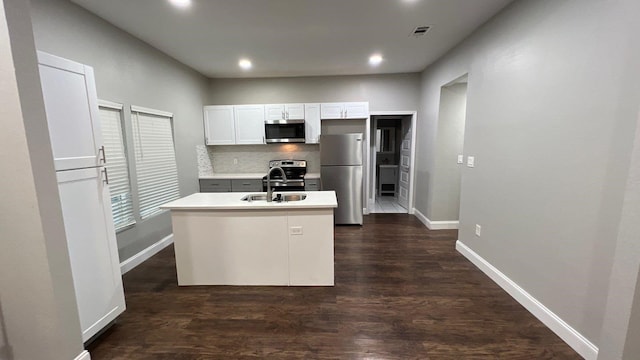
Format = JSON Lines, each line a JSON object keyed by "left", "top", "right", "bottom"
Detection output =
{"left": 365, "top": 111, "right": 417, "bottom": 214}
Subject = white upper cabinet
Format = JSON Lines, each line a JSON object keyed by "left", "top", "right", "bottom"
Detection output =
{"left": 234, "top": 104, "right": 266, "bottom": 144}
{"left": 320, "top": 102, "right": 369, "bottom": 119}
{"left": 204, "top": 105, "right": 235, "bottom": 145}
{"left": 304, "top": 103, "right": 321, "bottom": 144}
{"left": 265, "top": 103, "right": 305, "bottom": 121}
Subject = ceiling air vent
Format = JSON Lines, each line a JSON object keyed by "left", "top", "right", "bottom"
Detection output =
{"left": 411, "top": 26, "right": 431, "bottom": 37}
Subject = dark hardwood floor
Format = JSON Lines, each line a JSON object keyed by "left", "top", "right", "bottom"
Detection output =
{"left": 88, "top": 214, "right": 581, "bottom": 359}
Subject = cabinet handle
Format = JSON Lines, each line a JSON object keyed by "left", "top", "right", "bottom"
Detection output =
{"left": 282, "top": 111, "right": 285, "bottom": 119}
{"left": 242, "top": 182, "right": 251, "bottom": 185}
{"left": 340, "top": 110, "right": 343, "bottom": 118}
{"left": 102, "top": 167, "right": 110, "bottom": 185}
{"left": 344, "top": 109, "right": 348, "bottom": 118}
{"left": 286, "top": 111, "right": 289, "bottom": 119}
{"left": 99, "top": 145, "right": 107, "bottom": 163}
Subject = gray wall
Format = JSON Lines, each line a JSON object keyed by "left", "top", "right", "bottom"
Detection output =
{"left": 598, "top": 113, "right": 640, "bottom": 359}
{"left": 29, "top": 0, "right": 210, "bottom": 260}
{"left": 209, "top": 73, "right": 421, "bottom": 111}
{"left": 430, "top": 82, "right": 467, "bottom": 221}
{"left": 1, "top": 0, "right": 83, "bottom": 358}
{"left": 416, "top": 0, "right": 640, "bottom": 346}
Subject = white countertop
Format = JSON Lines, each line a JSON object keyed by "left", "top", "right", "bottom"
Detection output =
{"left": 161, "top": 191, "right": 337, "bottom": 210}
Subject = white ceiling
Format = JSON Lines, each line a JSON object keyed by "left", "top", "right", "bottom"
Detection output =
{"left": 70, "top": 0, "right": 513, "bottom": 78}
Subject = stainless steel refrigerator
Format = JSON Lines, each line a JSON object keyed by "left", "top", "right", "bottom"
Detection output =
{"left": 320, "top": 133, "right": 363, "bottom": 225}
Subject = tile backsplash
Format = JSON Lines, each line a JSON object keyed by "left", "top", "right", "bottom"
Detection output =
{"left": 197, "top": 144, "right": 320, "bottom": 176}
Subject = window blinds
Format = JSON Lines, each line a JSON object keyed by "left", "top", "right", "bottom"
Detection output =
{"left": 98, "top": 103, "right": 135, "bottom": 231}
{"left": 131, "top": 106, "right": 180, "bottom": 219}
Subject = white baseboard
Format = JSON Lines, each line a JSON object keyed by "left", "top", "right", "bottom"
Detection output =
{"left": 120, "top": 234, "right": 174, "bottom": 275}
{"left": 455, "top": 240, "right": 598, "bottom": 360}
{"left": 413, "top": 208, "right": 459, "bottom": 230}
{"left": 74, "top": 350, "right": 91, "bottom": 360}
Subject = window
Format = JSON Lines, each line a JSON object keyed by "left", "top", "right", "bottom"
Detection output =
{"left": 131, "top": 106, "right": 180, "bottom": 219}
{"left": 98, "top": 101, "right": 135, "bottom": 231}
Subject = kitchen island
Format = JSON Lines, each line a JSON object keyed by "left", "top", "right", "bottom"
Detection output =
{"left": 160, "top": 191, "right": 337, "bottom": 286}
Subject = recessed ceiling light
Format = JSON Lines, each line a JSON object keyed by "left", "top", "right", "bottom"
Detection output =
{"left": 239, "top": 59, "right": 252, "bottom": 70}
{"left": 168, "top": 0, "right": 191, "bottom": 9}
{"left": 369, "top": 54, "right": 383, "bottom": 66}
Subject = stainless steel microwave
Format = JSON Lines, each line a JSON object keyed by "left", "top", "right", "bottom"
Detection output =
{"left": 264, "top": 119, "right": 306, "bottom": 143}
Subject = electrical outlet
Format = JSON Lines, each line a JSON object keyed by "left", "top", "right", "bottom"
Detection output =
{"left": 290, "top": 226, "right": 303, "bottom": 235}
{"left": 233, "top": 158, "right": 238, "bottom": 165}
{"left": 457, "top": 154, "right": 464, "bottom": 164}
{"left": 467, "top": 156, "right": 475, "bottom": 168}
{"left": 475, "top": 224, "right": 482, "bottom": 237}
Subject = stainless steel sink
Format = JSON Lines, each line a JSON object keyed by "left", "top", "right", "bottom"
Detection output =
{"left": 240, "top": 194, "right": 268, "bottom": 202}
{"left": 241, "top": 193, "right": 307, "bottom": 202}
{"left": 281, "top": 193, "right": 306, "bottom": 201}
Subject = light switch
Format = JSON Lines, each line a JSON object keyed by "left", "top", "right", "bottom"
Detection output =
{"left": 233, "top": 158, "right": 238, "bottom": 165}
{"left": 467, "top": 156, "right": 475, "bottom": 168}
{"left": 457, "top": 155, "right": 464, "bottom": 164}
{"left": 290, "top": 226, "right": 303, "bottom": 235}
{"left": 475, "top": 224, "right": 482, "bottom": 237}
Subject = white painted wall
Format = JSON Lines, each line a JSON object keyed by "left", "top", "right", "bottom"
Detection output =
{"left": 430, "top": 82, "right": 467, "bottom": 221}
{"left": 29, "top": 0, "right": 210, "bottom": 260}
{"left": 0, "top": 0, "right": 84, "bottom": 358}
{"left": 416, "top": 0, "right": 640, "bottom": 348}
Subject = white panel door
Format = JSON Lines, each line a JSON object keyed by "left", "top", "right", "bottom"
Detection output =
{"left": 344, "top": 102, "right": 369, "bottom": 119}
{"left": 264, "top": 104, "right": 285, "bottom": 121}
{"left": 398, "top": 135, "right": 411, "bottom": 209}
{"left": 304, "top": 103, "right": 321, "bottom": 144}
{"left": 56, "top": 168, "right": 125, "bottom": 342}
{"left": 234, "top": 105, "right": 266, "bottom": 144}
{"left": 285, "top": 103, "right": 305, "bottom": 120}
{"left": 320, "top": 103, "right": 344, "bottom": 119}
{"left": 38, "top": 51, "right": 102, "bottom": 171}
{"left": 204, "top": 105, "right": 235, "bottom": 145}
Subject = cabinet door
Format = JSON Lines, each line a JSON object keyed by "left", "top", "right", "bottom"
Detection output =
{"left": 288, "top": 210, "right": 335, "bottom": 285}
{"left": 38, "top": 51, "right": 102, "bottom": 171}
{"left": 264, "top": 104, "right": 285, "bottom": 121}
{"left": 56, "top": 168, "right": 125, "bottom": 342}
{"left": 285, "top": 103, "right": 305, "bottom": 120}
{"left": 204, "top": 106, "right": 235, "bottom": 145}
{"left": 344, "top": 102, "right": 369, "bottom": 119}
{"left": 235, "top": 105, "right": 266, "bottom": 144}
{"left": 304, "top": 103, "right": 321, "bottom": 144}
{"left": 320, "top": 103, "right": 344, "bottom": 119}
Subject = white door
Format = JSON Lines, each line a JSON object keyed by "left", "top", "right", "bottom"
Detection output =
{"left": 204, "top": 105, "right": 235, "bottom": 145}
{"left": 398, "top": 129, "right": 412, "bottom": 210}
{"left": 304, "top": 103, "right": 321, "bottom": 144}
{"left": 38, "top": 51, "right": 102, "bottom": 171}
{"left": 56, "top": 167, "right": 125, "bottom": 342}
{"left": 320, "top": 103, "right": 344, "bottom": 119}
{"left": 285, "top": 103, "right": 305, "bottom": 120}
{"left": 344, "top": 102, "right": 369, "bottom": 119}
{"left": 235, "top": 105, "right": 266, "bottom": 144}
{"left": 264, "top": 104, "right": 285, "bottom": 121}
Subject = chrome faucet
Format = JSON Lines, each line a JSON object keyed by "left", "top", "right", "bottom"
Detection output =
{"left": 266, "top": 166, "right": 287, "bottom": 202}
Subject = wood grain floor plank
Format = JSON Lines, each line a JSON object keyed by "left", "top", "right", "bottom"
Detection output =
{"left": 88, "top": 214, "right": 581, "bottom": 359}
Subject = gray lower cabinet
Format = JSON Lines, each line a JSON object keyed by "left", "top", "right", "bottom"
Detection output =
{"left": 305, "top": 178, "right": 320, "bottom": 191}
{"left": 200, "top": 178, "right": 263, "bottom": 192}
{"left": 231, "top": 179, "right": 262, "bottom": 192}
{"left": 199, "top": 179, "right": 232, "bottom": 192}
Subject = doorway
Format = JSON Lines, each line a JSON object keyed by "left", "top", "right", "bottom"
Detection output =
{"left": 432, "top": 74, "right": 468, "bottom": 224}
{"left": 367, "top": 112, "right": 416, "bottom": 214}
